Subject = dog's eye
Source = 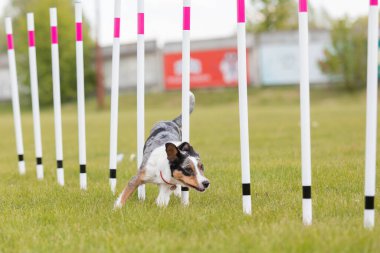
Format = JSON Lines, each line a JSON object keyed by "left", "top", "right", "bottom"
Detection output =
{"left": 183, "top": 167, "right": 193, "bottom": 176}
{"left": 200, "top": 164, "right": 204, "bottom": 171}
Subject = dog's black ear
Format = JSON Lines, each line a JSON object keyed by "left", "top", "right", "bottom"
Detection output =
{"left": 178, "top": 142, "right": 192, "bottom": 152}
{"left": 165, "top": 143, "right": 180, "bottom": 162}
{"left": 178, "top": 142, "right": 198, "bottom": 156}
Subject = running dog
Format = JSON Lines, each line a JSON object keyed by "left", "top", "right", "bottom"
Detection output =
{"left": 114, "top": 92, "right": 210, "bottom": 208}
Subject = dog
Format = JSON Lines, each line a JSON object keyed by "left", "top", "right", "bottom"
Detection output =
{"left": 114, "top": 92, "right": 210, "bottom": 208}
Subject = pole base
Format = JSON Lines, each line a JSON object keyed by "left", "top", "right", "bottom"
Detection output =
{"left": 110, "top": 178, "right": 116, "bottom": 195}
{"left": 80, "top": 173, "right": 87, "bottom": 190}
{"left": 302, "top": 199, "right": 312, "bottom": 226}
{"left": 364, "top": 210, "right": 375, "bottom": 229}
{"left": 18, "top": 161, "right": 26, "bottom": 175}
{"left": 57, "top": 168, "right": 64, "bottom": 186}
{"left": 36, "top": 164, "right": 44, "bottom": 180}
{"left": 242, "top": 195, "right": 252, "bottom": 215}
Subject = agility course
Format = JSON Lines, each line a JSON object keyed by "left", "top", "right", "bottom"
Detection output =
{"left": 1, "top": 0, "right": 380, "bottom": 251}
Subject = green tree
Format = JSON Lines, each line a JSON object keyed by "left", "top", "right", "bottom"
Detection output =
{"left": 8, "top": 0, "right": 95, "bottom": 105}
{"left": 318, "top": 16, "right": 367, "bottom": 91}
{"left": 249, "top": 0, "right": 298, "bottom": 33}
{"left": 248, "top": 0, "right": 329, "bottom": 33}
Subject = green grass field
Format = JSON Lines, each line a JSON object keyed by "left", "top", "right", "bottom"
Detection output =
{"left": 0, "top": 87, "right": 379, "bottom": 252}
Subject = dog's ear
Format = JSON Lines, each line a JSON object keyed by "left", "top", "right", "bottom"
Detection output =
{"left": 165, "top": 143, "right": 180, "bottom": 162}
{"left": 178, "top": 142, "right": 192, "bottom": 152}
{"left": 178, "top": 142, "right": 198, "bottom": 156}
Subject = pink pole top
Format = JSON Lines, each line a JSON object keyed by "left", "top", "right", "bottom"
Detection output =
{"left": 183, "top": 6, "right": 190, "bottom": 30}
{"left": 28, "top": 31, "right": 35, "bottom": 47}
{"left": 237, "top": 0, "right": 245, "bottom": 23}
{"left": 299, "top": 0, "right": 308, "bottom": 12}
{"left": 51, "top": 26, "right": 58, "bottom": 44}
{"left": 114, "top": 18, "right": 120, "bottom": 38}
{"left": 370, "top": 0, "right": 378, "bottom": 6}
{"left": 138, "top": 13, "right": 144, "bottom": 35}
{"left": 76, "top": 22, "right": 82, "bottom": 42}
{"left": 7, "top": 34, "right": 13, "bottom": 50}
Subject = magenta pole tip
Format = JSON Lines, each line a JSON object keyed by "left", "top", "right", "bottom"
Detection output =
{"left": 237, "top": 0, "right": 245, "bottom": 23}
{"left": 7, "top": 34, "right": 13, "bottom": 50}
{"left": 299, "top": 0, "right": 308, "bottom": 12}
{"left": 183, "top": 7, "right": 191, "bottom": 30}
{"left": 370, "top": 0, "right": 378, "bottom": 6}
{"left": 138, "top": 13, "right": 144, "bottom": 35}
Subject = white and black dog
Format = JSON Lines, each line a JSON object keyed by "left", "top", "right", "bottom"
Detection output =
{"left": 115, "top": 92, "right": 210, "bottom": 208}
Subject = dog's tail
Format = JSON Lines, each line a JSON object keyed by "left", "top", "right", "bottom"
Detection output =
{"left": 173, "top": 91, "right": 195, "bottom": 127}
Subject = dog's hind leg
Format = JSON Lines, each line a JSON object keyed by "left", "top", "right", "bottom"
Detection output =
{"left": 114, "top": 170, "right": 145, "bottom": 209}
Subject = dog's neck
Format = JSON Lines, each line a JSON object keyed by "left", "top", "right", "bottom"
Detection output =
{"left": 144, "top": 143, "right": 182, "bottom": 185}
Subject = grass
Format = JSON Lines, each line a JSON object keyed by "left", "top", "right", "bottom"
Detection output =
{"left": 0, "top": 87, "right": 379, "bottom": 252}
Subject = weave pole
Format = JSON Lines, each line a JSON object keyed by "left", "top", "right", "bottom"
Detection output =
{"left": 75, "top": 0, "right": 87, "bottom": 190}
{"left": 364, "top": 0, "right": 379, "bottom": 229}
{"left": 298, "top": 0, "right": 312, "bottom": 225}
{"left": 50, "top": 8, "right": 64, "bottom": 186}
{"left": 109, "top": 0, "right": 121, "bottom": 194}
{"left": 137, "top": 0, "right": 146, "bottom": 200}
{"left": 5, "top": 18, "right": 26, "bottom": 175}
{"left": 181, "top": 0, "right": 191, "bottom": 205}
{"left": 237, "top": 0, "right": 252, "bottom": 215}
{"left": 27, "top": 13, "right": 44, "bottom": 180}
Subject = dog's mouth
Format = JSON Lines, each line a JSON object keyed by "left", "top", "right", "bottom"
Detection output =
{"left": 184, "top": 183, "right": 206, "bottom": 192}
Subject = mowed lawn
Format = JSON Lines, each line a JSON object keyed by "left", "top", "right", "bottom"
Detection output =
{"left": 0, "top": 87, "right": 379, "bottom": 252}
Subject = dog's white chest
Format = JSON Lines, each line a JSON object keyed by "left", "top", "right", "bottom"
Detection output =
{"left": 143, "top": 143, "right": 181, "bottom": 185}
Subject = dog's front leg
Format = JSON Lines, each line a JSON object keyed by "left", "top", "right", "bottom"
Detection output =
{"left": 156, "top": 185, "right": 172, "bottom": 207}
{"left": 114, "top": 171, "right": 145, "bottom": 209}
{"left": 173, "top": 185, "right": 181, "bottom": 198}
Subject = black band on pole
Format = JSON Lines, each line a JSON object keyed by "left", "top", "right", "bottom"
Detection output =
{"left": 18, "top": 154, "right": 24, "bottom": 161}
{"left": 181, "top": 187, "right": 189, "bottom": 192}
{"left": 365, "top": 196, "right": 375, "bottom": 210}
{"left": 303, "top": 186, "right": 312, "bottom": 199}
{"left": 110, "top": 169, "right": 116, "bottom": 179}
{"left": 80, "top": 164, "right": 86, "bottom": 174}
{"left": 36, "top": 157, "right": 42, "bottom": 165}
{"left": 57, "top": 160, "right": 63, "bottom": 168}
{"left": 242, "top": 183, "right": 251, "bottom": 196}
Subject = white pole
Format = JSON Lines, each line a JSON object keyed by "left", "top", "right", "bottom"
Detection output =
{"left": 27, "top": 13, "right": 44, "bottom": 180}
{"left": 137, "top": 0, "right": 146, "bottom": 200}
{"left": 364, "top": 0, "right": 379, "bottom": 229}
{"left": 298, "top": 0, "right": 312, "bottom": 225}
{"left": 237, "top": 0, "right": 252, "bottom": 215}
{"left": 5, "top": 17, "right": 26, "bottom": 175}
{"left": 109, "top": 0, "right": 121, "bottom": 194}
{"left": 181, "top": 0, "right": 191, "bottom": 206}
{"left": 50, "top": 8, "right": 64, "bottom": 186}
{"left": 75, "top": 0, "right": 87, "bottom": 190}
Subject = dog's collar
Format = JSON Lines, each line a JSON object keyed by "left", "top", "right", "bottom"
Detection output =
{"left": 160, "top": 171, "right": 177, "bottom": 191}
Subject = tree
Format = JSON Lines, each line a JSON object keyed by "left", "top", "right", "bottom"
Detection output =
{"left": 249, "top": 0, "right": 298, "bottom": 33}
{"left": 318, "top": 16, "right": 368, "bottom": 91}
{"left": 8, "top": 0, "right": 95, "bottom": 105}
{"left": 248, "top": 0, "right": 330, "bottom": 33}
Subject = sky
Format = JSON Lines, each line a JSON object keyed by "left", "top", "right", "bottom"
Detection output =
{"left": 0, "top": 0, "right": 371, "bottom": 46}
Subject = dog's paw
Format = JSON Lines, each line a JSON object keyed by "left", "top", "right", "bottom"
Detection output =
{"left": 174, "top": 185, "right": 181, "bottom": 198}
{"left": 113, "top": 195, "right": 123, "bottom": 210}
{"left": 156, "top": 195, "right": 170, "bottom": 207}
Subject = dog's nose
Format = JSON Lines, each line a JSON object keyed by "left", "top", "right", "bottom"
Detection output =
{"left": 202, "top": 181, "right": 210, "bottom": 188}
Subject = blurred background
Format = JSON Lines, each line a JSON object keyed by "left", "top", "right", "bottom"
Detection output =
{"left": 0, "top": 0, "right": 376, "bottom": 107}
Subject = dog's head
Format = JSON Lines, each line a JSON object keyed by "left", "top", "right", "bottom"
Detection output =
{"left": 165, "top": 142, "right": 210, "bottom": 192}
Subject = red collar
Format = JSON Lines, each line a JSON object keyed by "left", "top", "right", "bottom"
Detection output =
{"left": 160, "top": 171, "right": 177, "bottom": 190}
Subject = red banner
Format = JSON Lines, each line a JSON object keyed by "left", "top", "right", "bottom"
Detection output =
{"left": 164, "top": 48, "right": 250, "bottom": 90}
